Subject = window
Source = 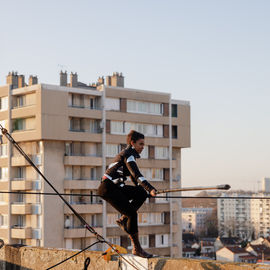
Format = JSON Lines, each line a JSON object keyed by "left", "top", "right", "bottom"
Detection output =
{"left": 107, "top": 213, "right": 119, "bottom": 227}
{"left": 90, "top": 168, "right": 96, "bottom": 180}
{"left": 91, "top": 214, "right": 103, "bottom": 227}
{"left": 15, "top": 167, "right": 25, "bottom": 179}
{"left": 65, "top": 142, "right": 73, "bottom": 156}
{"left": 106, "top": 144, "right": 120, "bottom": 157}
{"left": 108, "top": 237, "right": 120, "bottom": 245}
{"left": 140, "top": 146, "right": 148, "bottom": 159}
{"left": 111, "top": 121, "right": 124, "bottom": 134}
{"left": 15, "top": 95, "right": 26, "bottom": 108}
{"left": 0, "top": 97, "right": 8, "bottom": 111}
{"left": 149, "top": 213, "right": 164, "bottom": 225}
{"left": 0, "top": 167, "right": 8, "bottom": 180}
{"left": 155, "top": 147, "right": 169, "bottom": 159}
{"left": 125, "top": 122, "right": 163, "bottom": 137}
{"left": 65, "top": 166, "right": 72, "bottom": 180}
{"left": 156, "top": 234, "right": 169, "bottom": 247}
{"left": 0, "top": 215, "right": 8, "bottom": 227}
{"left": 128, "top": 235, "right": 149, "bottom": 249}
{"left": 89, "top": 120, "right": 102, "bottom": 133}
{"left": 16, "top": 215, "right": 26, "bottom": 227}
{"left": 105, "top": 98, "right": 120, "bottom": 111}
{"left": 70, "top": 118, "right": 84, "bottom": 132}
{"left": 71, "top": 94, "right": 84, "bottom": 108}
{"left": 110, "top": 121, "right": 163, "bottom": 137}
{"left": 140, "top": 168, "right": 151, "bottom": 180}
{"left": 139, "top": 235, "right": 149, "bottom": 248}
{"left": 152, "top": 169, "right": 163, "bottom": 181}
{"left": 138, "top": 213, "right": 148, "bottom": 225}
{"left": 13, "top": 117, "right": 35, "bottom": 131}
{"left": 16, "top": 193, "right": 25, "bottom": 203}
{"left": 172, "top": 126, "right": 177, "bottom": 139}
{"left": 171, "top": 104, "right": 177, "bottom": 117}
{"left": 127, "top": 100, "right": 163, "bottom": 115}
{"left": 140, "top": 168, "right": 163, "bottom": 181}
{"left": 0, "top": 144, "right": 7, "bottom": 157}
{"left": 13, "top": 118, "right": 25, "bottom": 131}
{"left": 90, "top": 97, "right": 100, "bottom": 110}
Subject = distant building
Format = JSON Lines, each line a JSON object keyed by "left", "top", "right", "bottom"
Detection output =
{"left": 216, "top": 246, "right": 256, "bottom": 263}
{"left": 182, "top": 208, "right": 213, "bottom": 235}
{"left": 217, "top": 193, "right": 252, "bottom": 239}
{"left": 214, "top": 236, "right": 241, "bottom": 252}
{"left": 262, "top": 177, "right": 270, "bottom": 193}
{"left": 246, "top": 244, "right": 270, "bottom": 260}
{"left": 250, "top": 193, "right": 270, "bottom": 238}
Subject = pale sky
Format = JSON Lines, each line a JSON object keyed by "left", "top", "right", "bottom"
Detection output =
{"left": 0, "top": 1, "right": 269, "bottom": 191}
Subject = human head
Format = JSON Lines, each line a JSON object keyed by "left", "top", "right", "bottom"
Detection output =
{"left": 126, "top": 130, "right": 144, "bottom": 145}
{"left": 126, "top": 130, "right": 145, "bottom": 154}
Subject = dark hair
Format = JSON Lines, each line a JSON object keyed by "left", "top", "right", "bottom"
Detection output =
{"left": 126, "top": 130, "right": 144, "bottom": 145}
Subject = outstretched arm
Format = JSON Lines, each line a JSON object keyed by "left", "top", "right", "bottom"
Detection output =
{"left": 125, "top": 155, "right": 156, "bottom": 194}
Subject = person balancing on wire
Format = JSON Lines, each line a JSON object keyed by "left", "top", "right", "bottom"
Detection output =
{"left": 98, "top": 130, "right": 157, "bottom": 258}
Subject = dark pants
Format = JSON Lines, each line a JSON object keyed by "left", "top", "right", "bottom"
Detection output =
{"left": 97, "top": 179, "right": 148, "bottom": 234}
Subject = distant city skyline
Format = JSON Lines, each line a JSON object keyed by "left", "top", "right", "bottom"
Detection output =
{"left": 1, "top": 0, "right": 270, "bottom": 190}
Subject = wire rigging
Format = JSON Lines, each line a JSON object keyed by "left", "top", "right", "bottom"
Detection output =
{"left": 1, "top": 190, "right": 270, "bottom": 200}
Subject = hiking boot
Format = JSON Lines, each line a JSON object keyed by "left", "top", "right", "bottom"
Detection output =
{"left": 129, "top": 233, "right": 153, "bottom": 258}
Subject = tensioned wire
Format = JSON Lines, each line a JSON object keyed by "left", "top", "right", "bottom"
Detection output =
{"left": 0, "top": 190, "right": 269, "bottom": 200}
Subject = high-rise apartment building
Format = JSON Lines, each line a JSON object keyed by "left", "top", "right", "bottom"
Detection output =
{"left": 218, "top": 191, "right": 270, "bottom": 240}
{"left": 218, "top": 193, "right": 252, "bottom": 239}
{"left": 0, "top": 71, "right": 190, "bottom": 257}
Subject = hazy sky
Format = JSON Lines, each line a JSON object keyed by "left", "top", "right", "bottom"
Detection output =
{"left": 0, "top": 1, "right": 269, "bottom": 190}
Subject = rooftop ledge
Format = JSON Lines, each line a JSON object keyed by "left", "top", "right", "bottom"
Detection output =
{"left": 0, "top": 245, "right": 269, "bottom": 270}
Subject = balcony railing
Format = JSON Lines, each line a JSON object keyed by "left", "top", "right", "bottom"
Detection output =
{"left": 69, "top": 105, "right": 102, "bottom": 110}
{"left": 11, "top": 203, "right": 32, "bottom": 215}
{"left": 11, "top": 179, "right": 33, "bottom": 190}
{"left": 65, "top": 153, "right": 102, "bottom": 157}
{"left": 11, "top": 226, "right": 32, "bottom": 239}
{"left": 69, "top": 129, "right": 102, "bottom": 134}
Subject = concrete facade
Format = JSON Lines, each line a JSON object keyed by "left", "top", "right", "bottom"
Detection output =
{"left": 0, "top": 72, "right": 190, "bottom": 257}
{"left": 0, "top": 245, "right": 269, "bottom": 270}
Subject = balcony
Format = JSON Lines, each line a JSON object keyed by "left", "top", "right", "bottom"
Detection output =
{"left": 64, "top": 155, "right": 102, "bottom": 166}
{"left": 64, "top": 180, "right": 100, "bottom": 190}
{"left": 0, "top": 228, "right": 8, "bottom": 239}
{"left": 64, "top": 203, "right": 102, "bottom": 214}
{"left": 11, "top": 179, "right": 32, "bottom": 190}
{"left": 11, "top": 154, "right": 41, "bottom": 166}
{"left": 11, "top": 203, "right": 32, "bottom": 215}
{"left": 0, "top": 180, "right": 8, "bottom": 190}
{"left": 64, "top": 227, "right": 102, "bottom": 238}
{"left": 135, "top": 159, "right": 177, "bottom": 169}
{"left": 11, "top": 227, "right": 32, "bottom": 239}
{"left": 137, "top": 203, "right": 170, "bottom": 213}
{"left": 0, "top": 204, "right": 8, "bottom": 213}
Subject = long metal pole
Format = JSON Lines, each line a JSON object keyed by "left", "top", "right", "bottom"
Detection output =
{"left": 156, "top": 184, "right": 231, "bottom": 194}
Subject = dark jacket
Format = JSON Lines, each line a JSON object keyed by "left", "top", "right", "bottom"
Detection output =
{"left": 104, "top": 145, "right": 156, "bottom": 193}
